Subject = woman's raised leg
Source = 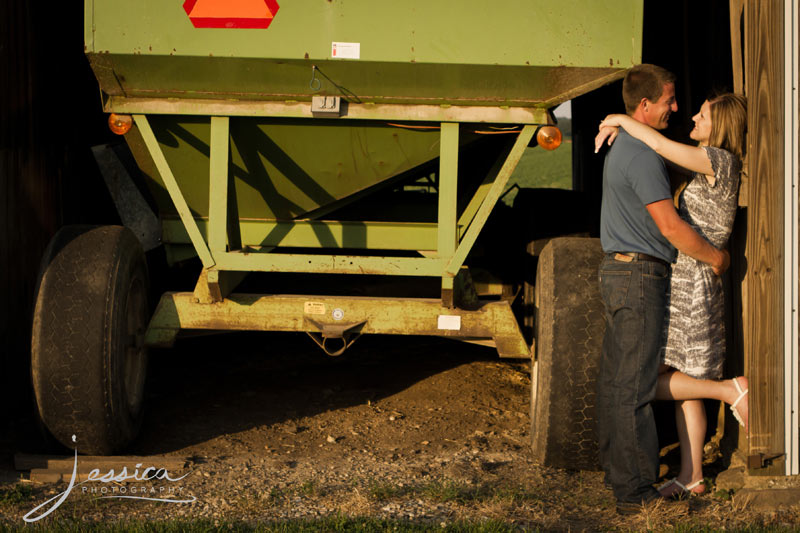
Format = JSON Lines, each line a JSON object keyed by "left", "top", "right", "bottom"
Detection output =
{"left": 656, "top": 369, "right": 748, "bottom": 432}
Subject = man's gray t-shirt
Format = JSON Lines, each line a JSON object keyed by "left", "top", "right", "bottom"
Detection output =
{"left": 600, "top": 129, "right": 676, "bottom": 263}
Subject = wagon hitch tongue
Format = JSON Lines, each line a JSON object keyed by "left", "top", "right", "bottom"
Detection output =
{"left": 305, "top": 319, "right": 366, "bottom": 357}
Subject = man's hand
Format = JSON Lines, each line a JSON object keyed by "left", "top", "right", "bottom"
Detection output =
{"left": 595, "top": 125, "right": 619, "bottom": 153}
{"left": 711, "top": 248, "right": 730, "bottom": 276}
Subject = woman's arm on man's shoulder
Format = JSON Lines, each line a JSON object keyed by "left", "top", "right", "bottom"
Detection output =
{"left": 597, "top": 114, "right": 714, "bottom": 177}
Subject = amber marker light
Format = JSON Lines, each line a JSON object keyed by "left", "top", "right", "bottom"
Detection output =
{"left": 108, "top": 113, "right": 133, "bottom": 135}
{"left": 536, "top": 125, "right": 562, "bottom": 151}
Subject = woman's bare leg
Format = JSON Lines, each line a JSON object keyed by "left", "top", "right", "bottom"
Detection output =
{"left": 656, "top": 368, "right": 748, "bottom": 496}
{"left": 656, "top": 368, "right": 748, "bottom": 432}
{"left": 660, "top": 399, "right": 706, "bottom": 496}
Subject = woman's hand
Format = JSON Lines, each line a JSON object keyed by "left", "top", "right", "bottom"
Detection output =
{"left": 595, "top": 112, "right": 714, "bottom": 176}
{"left": 595, "top": 126, "right": 619, "bottom": 153}
{"left": 594, "top": 114, "right": 631, "bottom": 153}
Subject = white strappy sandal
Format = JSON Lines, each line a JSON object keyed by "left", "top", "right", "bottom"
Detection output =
{"left": 731, "top": 377, "right": 749, "bottom": 431}
{"left": 657, "top": 478, "right": 705, "bottom": 497}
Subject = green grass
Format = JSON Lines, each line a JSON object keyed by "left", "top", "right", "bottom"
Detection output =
{"left": 0, "top": 484, "right": 32, "bottom": 505}
{"left": 367, "top": 482, "right": 407, "bottom": 501}
{"left": 5, "top": 517, "right": 800, "bottom": 533}
{"left": 670, "top": 526, "right": 800, "bottom": 533}
{"left": 0, "top": 517, "right": 524, "bottom": 533}
{"left": 366, "top": 480, "right": 541, "bottom": 507}
{"left": 419, "top": 481, "right": 543, "bottom": 506}
{"left": 298, "top": 480, "right": 318, "bottom": 497}
{"left": 502, "top": 142, "right": 572, "bottom": 205}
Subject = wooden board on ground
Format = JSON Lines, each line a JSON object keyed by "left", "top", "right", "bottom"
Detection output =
{"left": 15, "top": 453, "right": 188, "bottom": 478}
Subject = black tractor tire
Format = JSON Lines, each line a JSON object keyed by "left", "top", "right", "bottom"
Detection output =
{"left": 31, "top": 225, "right": 149, "bottom": 455}
{"left": 530, "top": 237, "right": 605, "bottom": 470}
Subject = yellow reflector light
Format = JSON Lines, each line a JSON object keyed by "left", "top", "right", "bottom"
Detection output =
{"left": 536, "top": 125, "right": 562, "bottom": 151}
{"left": 108, "top": 114, "right": 133, "bottom": 135}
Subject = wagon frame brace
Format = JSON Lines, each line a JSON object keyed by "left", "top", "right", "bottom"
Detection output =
{"left": 134, "top": 113, "right": 535, "bottom": 357}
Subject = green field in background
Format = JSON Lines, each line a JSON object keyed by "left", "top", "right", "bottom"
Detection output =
{"left": 503, "top": 141, "right": 572, "bottom": 205}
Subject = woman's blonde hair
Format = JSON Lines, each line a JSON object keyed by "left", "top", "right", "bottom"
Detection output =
{"left": 707, "top": 93, "right": 747, "bottom": 161}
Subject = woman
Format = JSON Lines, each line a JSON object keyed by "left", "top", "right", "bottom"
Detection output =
{"left": 595, "top": 93, "right": 749, "bottom": 498}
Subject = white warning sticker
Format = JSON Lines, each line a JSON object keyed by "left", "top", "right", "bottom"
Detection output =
{"left": 331, "top": 42, "right": 360, "bottom": 59}
{"left": 304, "top": 302, "right": 326, "bottom": 315}
{"left": 437, "top": 315, "right": 462, "bottom": 331}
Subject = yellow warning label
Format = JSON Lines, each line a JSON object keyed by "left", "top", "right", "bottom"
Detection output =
{"left": 304, "top": 302, "right": 326, "bottom": 315}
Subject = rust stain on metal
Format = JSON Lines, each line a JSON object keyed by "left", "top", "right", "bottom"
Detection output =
{"left": 107, "top": 86, "right": 556, "bottom": 106}
{"left": 205, "top": 318, "right": 241, "bottom": 330}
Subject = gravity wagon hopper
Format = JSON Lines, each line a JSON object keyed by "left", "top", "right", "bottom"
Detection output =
{"left": 31, "top": 0, "right": 643, "bottom": 468}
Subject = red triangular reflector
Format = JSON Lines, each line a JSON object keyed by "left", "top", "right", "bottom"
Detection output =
{"left": 183, "top": 0, "right": 280, "bottom": 29}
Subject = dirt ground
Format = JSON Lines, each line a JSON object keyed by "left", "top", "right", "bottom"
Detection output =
{"left": 1, "top": 332, "right": 799, "bottom": 530}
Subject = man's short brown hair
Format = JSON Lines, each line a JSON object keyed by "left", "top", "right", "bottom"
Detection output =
{"left": 622, "top": 64, "right": 676, "bottom": 114}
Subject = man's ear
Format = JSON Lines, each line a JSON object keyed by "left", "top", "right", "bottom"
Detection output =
{"left": 630, "top": 99, "right": 649, "bottom": 123}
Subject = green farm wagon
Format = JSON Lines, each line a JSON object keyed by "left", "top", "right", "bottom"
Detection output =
{"left": 31, "top": 0, "right": 643, "bottom": 469}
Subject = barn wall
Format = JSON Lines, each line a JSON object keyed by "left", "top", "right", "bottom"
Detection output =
{"left": 0, "top": 0, "right": 117, "bottom": 436}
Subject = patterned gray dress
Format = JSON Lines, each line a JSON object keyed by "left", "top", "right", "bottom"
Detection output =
{"left": 661, "top": 146, "right": 740, "bottom": 379}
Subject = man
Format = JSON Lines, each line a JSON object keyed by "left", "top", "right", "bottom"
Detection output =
{"left": 595, "top": 64, "right": 728, "bottom": 515}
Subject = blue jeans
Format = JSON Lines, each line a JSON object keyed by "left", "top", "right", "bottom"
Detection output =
{"left": 596, "top": 254, "right": 669, "bottom": 504}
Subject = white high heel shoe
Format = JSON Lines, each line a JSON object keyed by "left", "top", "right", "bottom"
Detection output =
{"left": 730, "top": 377, "right": 749, "bottom": 431}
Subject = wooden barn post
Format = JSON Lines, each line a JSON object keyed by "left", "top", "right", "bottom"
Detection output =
{"left": 743, "top": 0, "right": 787, "bottom": 475}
